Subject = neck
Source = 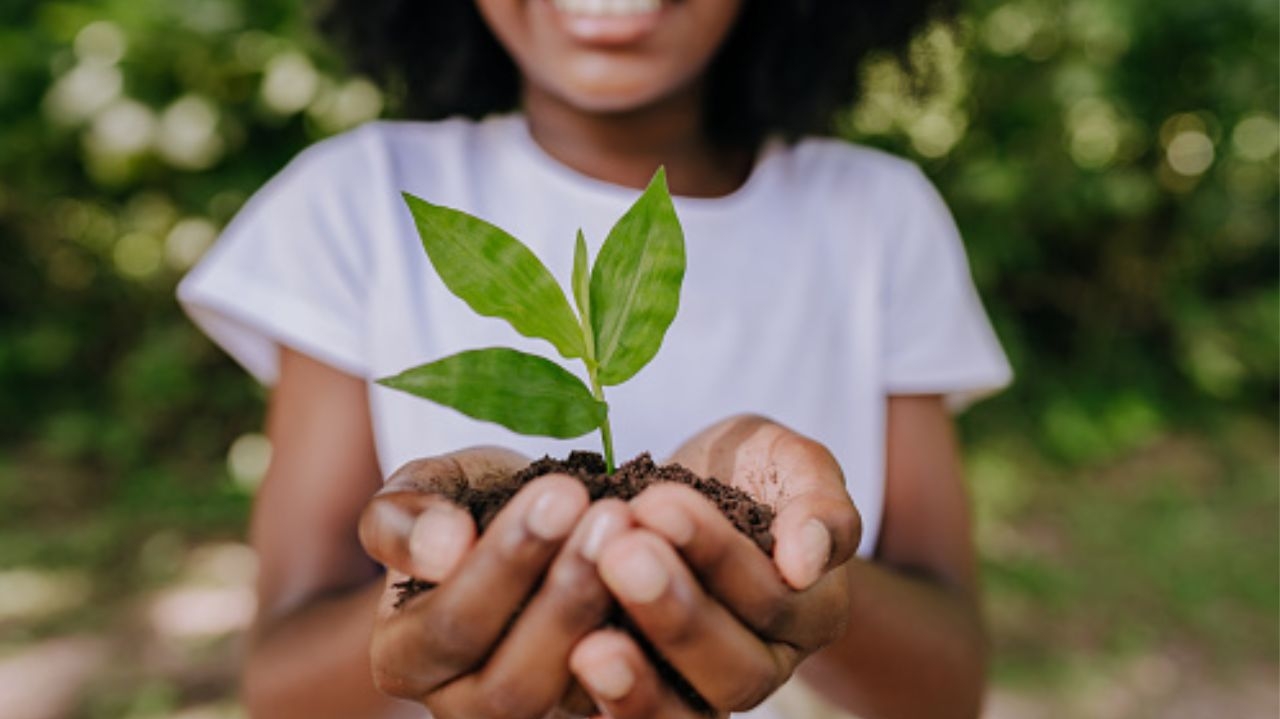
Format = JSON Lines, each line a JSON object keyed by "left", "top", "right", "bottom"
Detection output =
{"left": 522, "top": 84, "right": 752, "bottom": 198}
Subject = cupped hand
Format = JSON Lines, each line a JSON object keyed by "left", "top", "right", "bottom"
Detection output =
{"left": 570, "top": 416, "right": 862, "bottom": 717}
{"left": 359, "top": 447, "right": 630, "bottom": 719}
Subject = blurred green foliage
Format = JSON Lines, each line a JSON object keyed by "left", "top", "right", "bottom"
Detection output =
{"left": 0, "top": 0, "right": 1275, "bottom": 700}
{"left": 846, "top": 0, "right": 1279, "bottom": 463}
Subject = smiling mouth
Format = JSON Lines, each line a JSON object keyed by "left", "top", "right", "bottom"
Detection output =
{"left": 551, "top": 0, "right": 663, "bottom": 16}
{"left": 548, "top": 0, "right": 666, "bottom": 45}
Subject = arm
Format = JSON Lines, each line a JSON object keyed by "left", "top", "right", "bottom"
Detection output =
{"left": 242, "top": 347, "right": 420, "bottom": 718}
{"left": 797, "top": 394, "right": 986, "bottom": 718}
{"left": 568, "top": 399, "right": 984, "bottom": 719}
{"left": 246, "top": 348, "right": 622, "bottom": 719}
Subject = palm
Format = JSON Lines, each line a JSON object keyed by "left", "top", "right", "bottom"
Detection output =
{"left": 666, "top": 414, "right": 860, "bottom": 591}
{"left": 667, "top": 414, "right": 845, "bottom": 510}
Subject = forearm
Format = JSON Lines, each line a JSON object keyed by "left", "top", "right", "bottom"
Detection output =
{"left": 797, "top": 557, "right": 986, "bottom": 719}
{"left": 243, "top": 579, "right": 421, "bottom": 719}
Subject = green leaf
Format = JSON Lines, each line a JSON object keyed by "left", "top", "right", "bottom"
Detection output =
{"left": 590, "top": 167, "right": 686, "bottom": 385}
{"left": 572, "top": 229, "right": 595, "bottom": 360}
{"left": 402, "top": 193, "right": 585, "bottom": 359}
{"left": 378, "top": 348, "right": 606, "bottom": 439}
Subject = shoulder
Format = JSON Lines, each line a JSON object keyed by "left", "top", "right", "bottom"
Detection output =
{"left": 283, "top": 116, "right": 495, "bottom": 183}
{"left": 759, "top": 137, "right": 954, "bottom": 258}
{"left": 353, "top": 115, "right": 511, "bottom": 155}
{"left": 776, "top": 136, "right": 939, "bottom": 208}
{"left": 241, "top": 115, "right": 518, "bottom": 233}
{"left": 209, "top": 117, "right": 507, "bottom": 268}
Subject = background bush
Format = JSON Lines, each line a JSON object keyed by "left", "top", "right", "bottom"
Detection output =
{"left": 0, "top": 0, "right": 1275, "bottom": 714}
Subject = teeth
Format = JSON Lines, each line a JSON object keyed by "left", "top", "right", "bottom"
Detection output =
{"left": 553, "top": 0, "right": 661, "bottom": 16}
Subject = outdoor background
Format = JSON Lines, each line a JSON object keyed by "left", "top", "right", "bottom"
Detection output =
{"left": 0, "top": 0, "right": 1275, "bottom": 717}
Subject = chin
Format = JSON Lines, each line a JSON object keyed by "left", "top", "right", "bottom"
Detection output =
{"left": 537, "top": 59, "right": 692, "bottom": 114}
{"left": 554, "top": 83, "right": 670, "bottom": 114}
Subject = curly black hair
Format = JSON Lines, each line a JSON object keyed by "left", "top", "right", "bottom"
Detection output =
{"left": 321, "top": 0, "right": 954, "bottom": 149}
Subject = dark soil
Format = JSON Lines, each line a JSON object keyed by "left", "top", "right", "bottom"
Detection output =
{"left": 391, "top": 451, "right": 776, "bottom": 713}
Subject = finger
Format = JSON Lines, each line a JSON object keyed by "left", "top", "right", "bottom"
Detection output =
{"left": 776, "top": 434, "right": 860, "bottom": 588}
{"left": 359, "top": 448, "right": 528, "bottom": 579}
{"left": 631, "top": 483, "right": 848, "bottom": 649}
{"left": 360, "top": 491, "right": 477, "bottom": 581}
{"left": 756, "top": 431, "right": 860, "bottom": 590}
{"left": 373, "top": 474, "right": 589, "bottom": 698}
{"left": 669, "top": 419, "right": 862, "bottom": 589}
{"left": 429, "top": 500, "right": 632, "bottom": 718}
{"left": 559, "top": 680, "right": 596, "bottom": 717}
{"left": 570, "top": 629, "right": 726, "bottom": 719}
{"left": 598, "top": 530, "right": 793, "bottom": 712}
{"left": 382, "top": 448, "right": 530, "bottom": 494}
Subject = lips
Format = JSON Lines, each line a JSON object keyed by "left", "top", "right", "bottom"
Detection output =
{"left": 553, "top": 0, "right": 662, "bottom": 16}
{"left": 548, "top": 0, "right": 666, "bottom": 46}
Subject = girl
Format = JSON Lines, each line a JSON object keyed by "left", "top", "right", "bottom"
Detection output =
{"left": 179, "top": 1, "right": 1011, "bottom": 717}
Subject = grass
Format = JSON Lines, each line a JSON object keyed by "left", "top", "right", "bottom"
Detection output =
{"left": 975, "top": 413, "right": 1278, "bottom": 690}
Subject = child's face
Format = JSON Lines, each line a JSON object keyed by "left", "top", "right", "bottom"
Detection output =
{"left": 476, "top": 0, "right": 744, "bottom": 114}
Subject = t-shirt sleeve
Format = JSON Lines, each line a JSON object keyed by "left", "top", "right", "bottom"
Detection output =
{"left": 881, "top": 164, "right": 1013, "bottom": 410}
{"left": 177, "top": 129, "right": 380, "bottom": 384}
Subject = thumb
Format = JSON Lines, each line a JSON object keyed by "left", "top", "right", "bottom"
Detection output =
{"left": 359, "top": 490, "right": 477, "bottom": 582}
{"left": 755, "top": 432, "right": 862, "bottom": 590}
{"left": 772, "top": 491, "right": 861, "bottom": 591}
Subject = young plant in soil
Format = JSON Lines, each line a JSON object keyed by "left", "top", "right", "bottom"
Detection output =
{"left": 380, "top": 169, "right": 774, "bottom": 710}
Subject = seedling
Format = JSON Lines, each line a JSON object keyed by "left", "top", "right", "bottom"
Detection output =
{"left": 379, "top": 168, "right": 685, "bottom": 474}
{"left": 379, "top": 182, "right": 774, "bottom": 711}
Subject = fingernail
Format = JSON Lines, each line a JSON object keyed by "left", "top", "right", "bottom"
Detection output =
{"left": 580, "top": 658, "right": 634, "bottom": 701}
{"left": 643, "top": 508, "right": 694, "bottom": 547}
{"left": 581, "top": 511, "right": 623, "bottom": 563}
{"left": 798, "top": 519, "right": 832, "bottom": 586}
{"left": 374, "top": 499, "right": 416, "bottom": 537}
{"left": 602, "top": 545, "right": 669, "bottom": 603}
{"left": 410, "top": 506, "right": 466, "bottom": 579}
{"left": 527, "top": 487, "right": 580, "bottom": 541}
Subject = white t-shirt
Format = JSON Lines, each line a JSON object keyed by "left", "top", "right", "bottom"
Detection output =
{"left": 178, "top": 114, "right": 1011, "bottom": 718}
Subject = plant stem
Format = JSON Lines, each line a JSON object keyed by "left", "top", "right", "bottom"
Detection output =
{"left": 587, "top": 368, "right": 615, "bottom": 473}
{"left": 579, "top": 289, "right": 614, "bottom": 472}
{"left": 598, "top": 410, "right": 616, "bottom": 475}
